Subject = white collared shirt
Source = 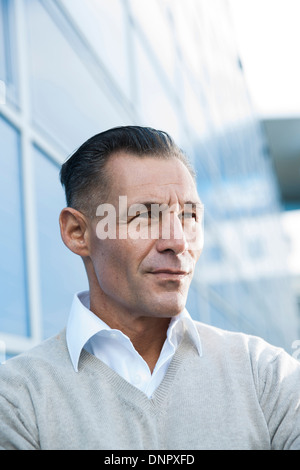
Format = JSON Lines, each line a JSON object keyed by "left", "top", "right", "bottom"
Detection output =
{"left": 66, "top": 291, "right": 202, "bottom": 398}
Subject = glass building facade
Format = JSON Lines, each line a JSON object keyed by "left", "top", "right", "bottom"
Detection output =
{"left": 0, "top": 0, "right": 299, "bottom": 358}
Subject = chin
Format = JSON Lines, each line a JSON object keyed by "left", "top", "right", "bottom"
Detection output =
{"left": 150, "top": 294, "right": 187, "bottom": 318}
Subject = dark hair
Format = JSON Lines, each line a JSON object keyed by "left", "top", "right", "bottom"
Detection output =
{"left": 60, "top": 125, "right": 195, "bottom": 215}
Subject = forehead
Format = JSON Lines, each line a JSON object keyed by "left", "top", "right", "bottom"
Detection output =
{"left": 106, "top": 153, "right": 199, "bottom": 203}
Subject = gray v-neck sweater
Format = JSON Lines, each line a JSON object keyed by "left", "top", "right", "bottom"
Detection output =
{"left": 1, "top": 321, "right": 300, "bottom": 450}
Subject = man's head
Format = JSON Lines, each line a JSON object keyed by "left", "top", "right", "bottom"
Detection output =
{"left": 60, "top": 126, "right": 196, "bottom": 217}
{"left": 59, "top": 126, "right": 203, "bottom": 322}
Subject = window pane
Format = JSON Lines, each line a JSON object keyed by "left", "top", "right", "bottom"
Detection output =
{"left": 133, "top": 32, "right": 181, "bottom": 140}
{"left": 26, "top": 0, "right": 129, "bottom": 154}
{"left": 33, "top": 146, "right": 88, "bottom": 338}
{"left": 129, "top": 0, "right": 177, "bottom": 88}
{"left": 62, "top": 0, "right": 132, "bottom": 101}
{"left": 0, "top": 116, "right": 29, "bottom": 336}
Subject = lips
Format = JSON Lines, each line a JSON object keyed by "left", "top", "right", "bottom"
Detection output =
{"left": 148, "top": 268, "right": 190, "bottom": 282}
{"left": 150, "top": 269, "right": 188, "bottom": 275}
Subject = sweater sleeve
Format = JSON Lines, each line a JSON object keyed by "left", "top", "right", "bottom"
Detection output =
{"left": 258, "top": 349, "right": 300, "bottom": 450}
{"left": 0, "top": 364, "right": 40, "bottom": 450}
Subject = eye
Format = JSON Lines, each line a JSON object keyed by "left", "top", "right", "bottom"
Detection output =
{"left": 129, "top": 210, "right": 152, "bottom": 223}
{"left": 139, "top": 211, "right": 152, "bottom": 218}
{"left": 187, "top": 212, "right": 197, "bottom": 219}
{"left": 180, "top": 211, "right": 197, "bottom": 222}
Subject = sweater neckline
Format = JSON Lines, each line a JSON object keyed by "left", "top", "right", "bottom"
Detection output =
{"left": 78, "top": 331, "right": 199, "bottom": 412}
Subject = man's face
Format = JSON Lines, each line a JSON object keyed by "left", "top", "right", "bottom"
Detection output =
{"left": 88, "top": 153, "right": 203, "bottom": 320}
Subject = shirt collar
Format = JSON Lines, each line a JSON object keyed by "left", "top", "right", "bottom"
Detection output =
{"left": 66, "top": 291, "right": 202, "bottom": 372}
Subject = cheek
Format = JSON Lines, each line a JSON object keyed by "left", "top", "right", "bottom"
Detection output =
{"left": 93, "top": 241, "right": 126, "bottom": 285}
{"left": 186, "top": 223, "right": 204, "bottom": 255}
{"left": 90, "top": 237, "right": 150, "bottom": 289}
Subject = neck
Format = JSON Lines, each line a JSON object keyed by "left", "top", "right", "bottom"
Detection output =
{"left": 89, "top": 294, "right": 171, "bottom": 374}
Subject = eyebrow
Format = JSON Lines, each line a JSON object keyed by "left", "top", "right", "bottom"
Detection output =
{"left": 183, "top": 201, "right": 203, "bottom": 207}
{"left": 127, "top": 200, "right": 203, "bottom": 210}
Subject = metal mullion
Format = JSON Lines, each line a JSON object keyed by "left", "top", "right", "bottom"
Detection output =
{"left": 0, "top": 108, "right": 66, "bottom": 169}
{"left": 0, "top": 98, "right": 22, "bottom": 128}
{"left": 30, "top": 128, "right": 66, "bottom": 167}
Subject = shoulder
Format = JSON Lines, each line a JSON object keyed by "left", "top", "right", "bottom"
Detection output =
{"left": 192, "top": 320, "right": 293, "bottom": 372}
{"left": 192, "top": 321, "right": 300, "bottom": 402}
{"left": 0, "top": 330, "right": 70, "bottom": 386}
{"left": 194, "top": 319, "right": 281, "bottom": 351}
{"left": 0, "top": 333, "right": 68, "bottom": 450}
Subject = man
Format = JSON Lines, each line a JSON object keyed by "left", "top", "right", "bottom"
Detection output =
{"left": 0, "top": 126, "right": 300, "bottom": 450}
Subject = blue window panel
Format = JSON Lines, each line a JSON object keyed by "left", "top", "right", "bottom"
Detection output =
{"left": 62, "top": 0, "right": 132, "bottom": 102}
{"left": 0, "top": 116, "right": 29, "bottom": 336}
{"left": 33, "top": 146, "right": 88, "bottom": 339}
{"left": 26, "top": 0, "right": 128, "bottom": 154}
{"left": 209, "top": 302, "right": 235, "bottom": 332}
{"left": 186, "top": 284, "right": 199, "bottom": 320}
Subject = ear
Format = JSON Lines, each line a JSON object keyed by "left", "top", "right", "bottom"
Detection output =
{"left": 59, "top": 207, "right": 90, "bottom": 257}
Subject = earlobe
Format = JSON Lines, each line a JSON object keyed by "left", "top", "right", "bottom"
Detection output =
{"left": 59, "top": 207, "right": 90, "bottom": 256}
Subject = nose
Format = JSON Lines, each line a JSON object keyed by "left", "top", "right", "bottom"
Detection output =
{"left": 155, "top": 211, "right": 189, "bottom": 255}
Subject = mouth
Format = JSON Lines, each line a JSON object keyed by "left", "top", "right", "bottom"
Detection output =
{"left": 149, "top": 269, "right": 190, "bottom": 280}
